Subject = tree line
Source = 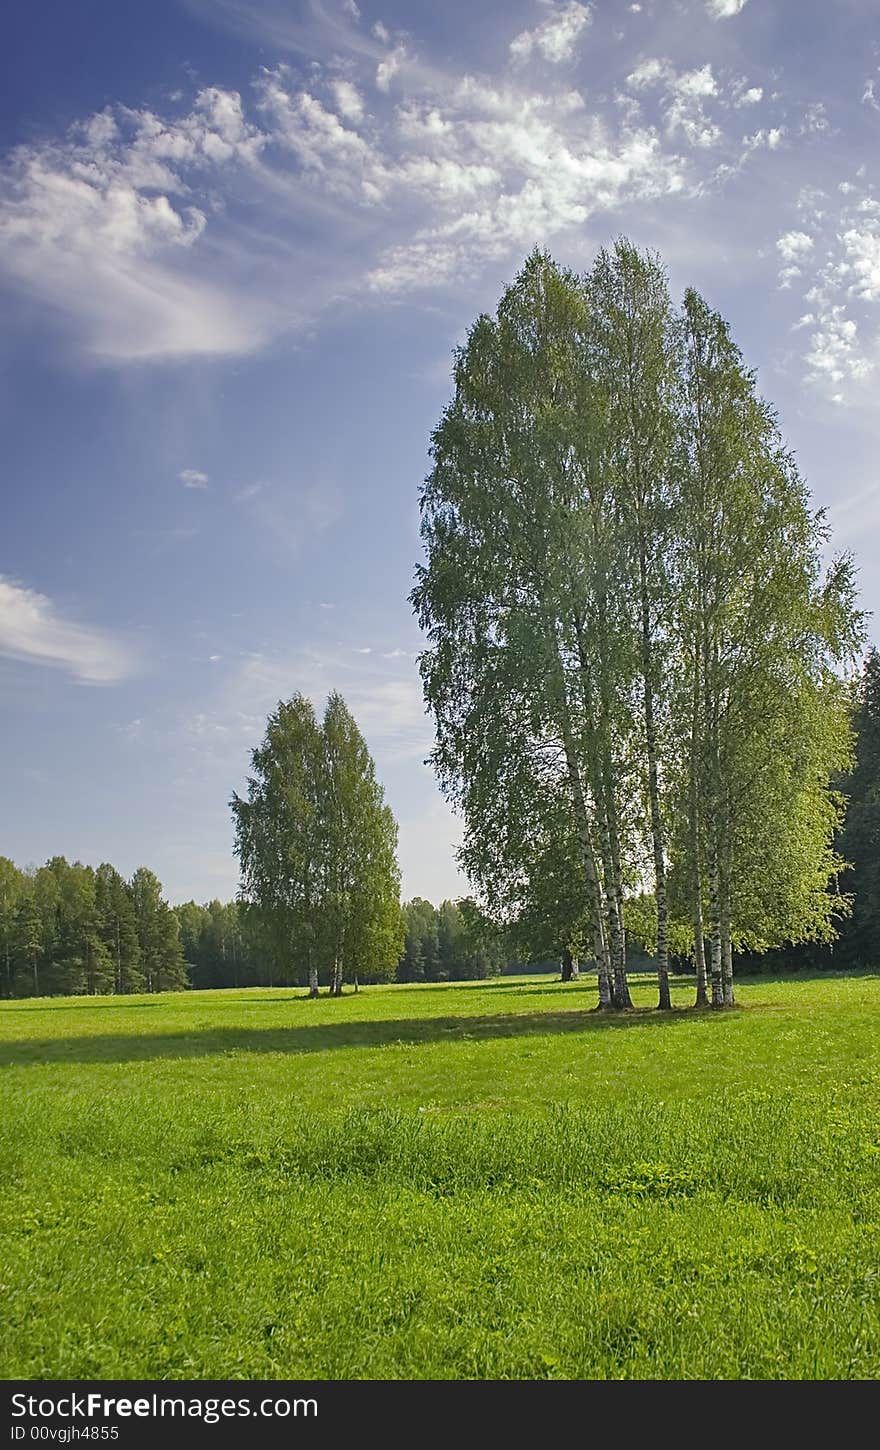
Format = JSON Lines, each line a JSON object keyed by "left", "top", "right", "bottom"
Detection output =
{"left": 0, "top": 863, "right": 508, "bottom": 998}
{"left": 0, "top": 857, "right": 187, "bottom": 998}
{"left": 413, "top": 240, "right": 863, "bottom": 1010}
{"left": 397, "top": 897, "right": 506, "bottom": 982}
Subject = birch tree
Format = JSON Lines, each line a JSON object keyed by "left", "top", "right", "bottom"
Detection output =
{"left": 232, "top": 692, "right": 403, "bottom": 995}
{"left": 413, "top": 251, "right": 639, "bottom": 1008}
{"left": 587, "top": 241, "right": 679, "bottom": 1010}
{"left": 678, "top": 288, "right": 861, "bottom": 1005}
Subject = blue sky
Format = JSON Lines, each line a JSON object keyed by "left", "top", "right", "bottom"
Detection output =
{"left": 1, "top": 0, "right": 879, "bottom": 906}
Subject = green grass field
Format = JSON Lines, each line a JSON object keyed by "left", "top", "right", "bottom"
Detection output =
{"left": 2, "top": 971, "right": 879, "bottom": 1380}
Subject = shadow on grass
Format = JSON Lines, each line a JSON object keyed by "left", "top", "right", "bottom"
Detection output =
{"left": 0, "top": 996, "right": 307, "bottom": 1014}
{"left": 0, "top": 1002, "right": 717, "bottom": 1068}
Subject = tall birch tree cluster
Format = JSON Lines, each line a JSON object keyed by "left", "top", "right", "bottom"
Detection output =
{"left": 413, "top": 242, "right": 861, "bottom": 1010}
{"left": 232, "top": 691, "right": 404, "bottom": 996}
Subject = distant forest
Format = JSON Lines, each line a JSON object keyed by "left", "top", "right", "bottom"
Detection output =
{"left": 2, "top": 650, "right": 879, "bottom": 999}
{"left": 0, "top": 866, "right": 505, "bottom": 998}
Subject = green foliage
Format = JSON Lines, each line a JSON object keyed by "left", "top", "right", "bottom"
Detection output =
{"left": 1, "top": 973, "right": 879, "bottom": 1378}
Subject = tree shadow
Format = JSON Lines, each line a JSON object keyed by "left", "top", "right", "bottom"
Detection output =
{"left": 0, "top": 1000, "right": 170, "bottom": 1014}
{"left": 0, "top": 1003, "right": 712, "bottom": 1068}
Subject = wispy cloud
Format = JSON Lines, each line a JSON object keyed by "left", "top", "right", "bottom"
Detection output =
{"left": 0, "top": 8, "right": 695, "bottom": 358}
{"left": 0, "top": 88, "right": 274, "bottom": 360}
{"left": 179, "top": 468, "right": 210, "bottom": 488}
{"left": 208, "top": 644, "right": 434, "bottom": 765}
{"left": 0, "top": 0, "right": 867, "bottom": 408}
{"left": 0, "top": 576, "right": 135, "bottom": 684}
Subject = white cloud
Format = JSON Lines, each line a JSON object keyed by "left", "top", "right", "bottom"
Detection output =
{"left": 666, "top": 65, "right": 722, "bottom": 148}
{"left": 0, "top": 576, "right": 134, "bottom": 684}
{"left": 734, "top": 85, "right": 762, "bottom": 107}
{"left": 741, "top": 126, "right": 784, "bottom": 153}
{"left": 626, "top": 58, "right": 670, "bottom": 89}
{"left": 0, "top": 16, "right": 811, "bottom": 363}
{"left": 841, "top": 223, "right": 880, "bottom": 301}
{"left": 510, "top": 3, "right": 592, "bottom": 67}
{"left": 781, "top": 186, "right": 880, "bottom": 398}
{"left": 804, "top": 304, "right": 872, "bottom": 386}
{"left": 777, "top": 230, "right": 814, "bottom": 263}
{"left": 332, "top": 78, "right": 365, "bottom": 121}
{"left": 0, "top": 87, "right": 272, "bottom": 360}
{"left": 706, "top": 0, "right": 748, "bottom": 18}
{"left": 376, "top": 44, "right": 408, "bottom": 92}
{"left": 864, "top": 79, "right": 880, "bottom": 112}
{"left": 179, "top": 468, "right": 209, "bottom": 488}
{"left": 673, "top": 66, "right": 718, "bottom": 101}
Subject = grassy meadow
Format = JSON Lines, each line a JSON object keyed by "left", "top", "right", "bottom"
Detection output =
{"left": 2, "top": 971, "right": 879, "bottom": 1380}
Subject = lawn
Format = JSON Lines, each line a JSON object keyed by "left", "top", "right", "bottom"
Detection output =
{"left": 1, "top": 972, "right": 879, "bottom": 1379}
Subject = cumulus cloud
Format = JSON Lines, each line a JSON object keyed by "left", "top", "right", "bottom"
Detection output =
{"left": 0, "top": 576, "right": 135, "bottom": 683}
{"left": 840, "top": 222, "right": 880, "bottom": 302}
{"left": 253, "top": 58, "right": 687, "bottom": 294}
{"left": 510, "top": 2, "right": 592, "bottom": 67}
{"left": 179, "top": 468, "right": 209, "bottom": 488}
{"left": 777, "top": 187, "right": 880, "bottom": 396}
{"left": 804, "top": 304, "right": 871, "bottom": 386}
{"left": 777, "top": 230, "right": 812, "bottom": 258}
{"left": 777, "top": 230, "right": 813, "bottom": 288}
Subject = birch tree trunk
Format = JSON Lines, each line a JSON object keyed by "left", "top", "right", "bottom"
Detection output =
{"left": 561, "top": 729, "right": 613, "bottom": 1009}
{"left": 692, "top": 900, "right": 709, "bottom": 1007}
{"left": 571, "top": 609, "right": 631, "bottom": 1009}
{"left": 688, "top": 647, "right": 709, "bottom": 1007}
{"left": 720, "top": 852, "right": 735, "bottom": 1006}
{"left": 547, "top": 624, "right": 614, "bottom": 1007}
{"left": 638, "top": 546, "right": 670, "bottom": 1010}
{"left": 708, "top": 842, "right": 724, "bottom": 1009}
{"left": 308, "top": 953, "right": 319, "bottom": 999}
